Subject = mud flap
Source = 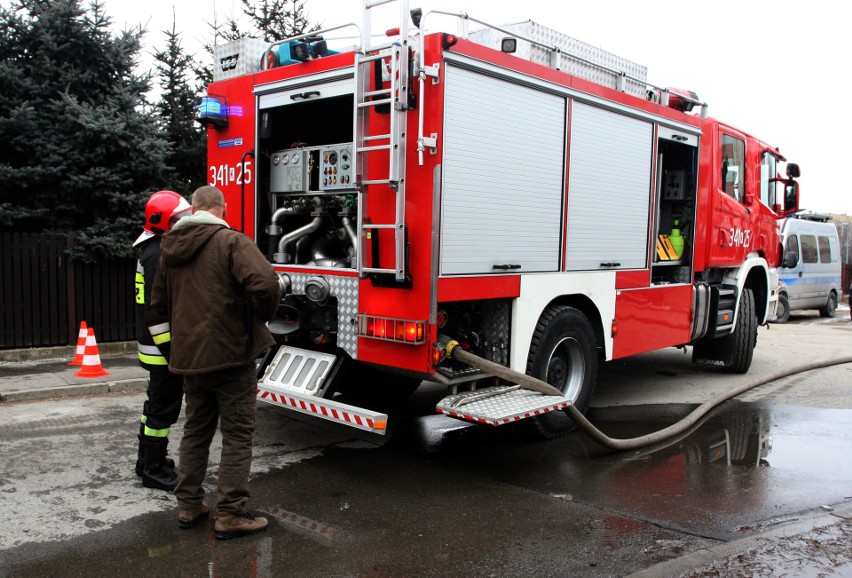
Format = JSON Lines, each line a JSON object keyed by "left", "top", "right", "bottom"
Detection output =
{"left": 436, "top": 385, "right": 572, "bottom": 426}
{"left": 692, "top": 333, "right": 735, "bottom": 368}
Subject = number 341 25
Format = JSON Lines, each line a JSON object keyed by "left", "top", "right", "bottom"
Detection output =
{"left": 209, "top": 162, "right": 252, "bottom": 187}
{"left": 728, "top": 227, "right": 751, "bottom": 248}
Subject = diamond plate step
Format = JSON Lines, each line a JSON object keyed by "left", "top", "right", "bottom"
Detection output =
{"left": 436, "top": 385, "right": 572, "bottom": 426}
{"left": 258, "top": 346, "right": 338, "bottom": 397}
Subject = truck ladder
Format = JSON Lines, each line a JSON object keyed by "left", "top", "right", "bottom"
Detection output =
{"left": 354, "top": 0, "right": 411, "bottom": 282}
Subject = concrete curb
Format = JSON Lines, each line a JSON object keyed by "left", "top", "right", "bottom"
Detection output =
{"left": 628, "top": 506, "right": 852, "bottom": 578}
{"left": 0, "top": 341, "right": 137, "bottom": 364}
{"left": 0, "top": 378, "right": 148, "bottom": 403}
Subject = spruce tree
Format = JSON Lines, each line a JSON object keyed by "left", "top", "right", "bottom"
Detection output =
{"left": 153, "top": 22, "right": 206, "bottom": 198}
{"left": 238, "top": 0, "right": 314, "bottom": 42}
{"left": 0, "top": 0, "right": 169, "bottom": 261}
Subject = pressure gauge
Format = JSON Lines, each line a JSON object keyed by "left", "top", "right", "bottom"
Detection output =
{"left": 281, "top": 155, "right": 289, "bottom": 165}
{"left": 327, "top": 151, "right": 338, "bottom": 165}
{"left": 272, "top": 155, "right": 280, "bottom": 165}
{"left": 291, "top": 153, "right": 300, "bottom": 164}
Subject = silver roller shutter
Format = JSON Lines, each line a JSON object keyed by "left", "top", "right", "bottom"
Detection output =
{"left": 565, "top": 101, "right": 653, "bottom": 271}
{"left": 440, "top": 65, "right": 566, "bottom": 275}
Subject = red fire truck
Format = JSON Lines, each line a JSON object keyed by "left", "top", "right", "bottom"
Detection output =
{"left": 196, "top": 0, "right": 801, "bottom": 437}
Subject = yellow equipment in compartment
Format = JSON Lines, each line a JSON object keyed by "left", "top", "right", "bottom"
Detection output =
{"left": 656, "top": 234, "right": 679, "bottom": 261}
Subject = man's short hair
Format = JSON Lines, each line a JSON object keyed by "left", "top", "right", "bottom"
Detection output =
{"left": 191, "top": 186, "right": 225, "bottom": 211}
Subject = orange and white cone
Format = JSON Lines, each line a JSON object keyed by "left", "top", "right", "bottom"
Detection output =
{"left": 75, "top": 327, "right": 110, "bottom": 378}
{"left": 68, "top": 321, "right": 88, "bottom": 366}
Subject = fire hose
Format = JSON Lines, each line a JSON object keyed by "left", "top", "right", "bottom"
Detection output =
{"left": 443, "top": 339, "right": 852, "bottom": 451}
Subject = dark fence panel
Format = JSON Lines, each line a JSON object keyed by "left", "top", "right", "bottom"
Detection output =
{"left": 1, "top": 233, "right": 69, "bottom": 348}
{"left": 1, "top": 233, "right": 135, "bottom": 349}
{"left": 73, "top": 258, "right": 136, "bottom": 343}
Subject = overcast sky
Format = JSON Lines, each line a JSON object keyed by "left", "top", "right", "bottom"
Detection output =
{"left": 99, "top": 0, "right": 851, "bottom": 215}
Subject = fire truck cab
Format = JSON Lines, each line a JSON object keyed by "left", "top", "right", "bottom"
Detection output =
{"left": 197, "top": 0, "right": 800, "bottom": 437}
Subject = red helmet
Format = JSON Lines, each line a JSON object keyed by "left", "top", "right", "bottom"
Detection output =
{"left": 134, "top": 190, "right": 191, "bottom": 246}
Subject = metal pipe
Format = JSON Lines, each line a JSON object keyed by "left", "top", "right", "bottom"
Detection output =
{"left": 341, "top": 215, "right": 358, "bottom": 262}
{"left": 270, "top": 204, "right": 306, "bottom": 225}
{"left": 276, "top": 217, "right": 323, "bottom": 257}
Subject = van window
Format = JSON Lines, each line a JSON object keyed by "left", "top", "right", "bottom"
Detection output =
{"left": 818, "top": 236, "right": 834, "bottom": 263}
{"left": 721, "top": 134, "right": 745, "bottom": 201}
{"left": 785, "top": 234, "right": 799, "bottom": 260}
{"left": 800, "top": 235, "right": 818, "bottom": 264}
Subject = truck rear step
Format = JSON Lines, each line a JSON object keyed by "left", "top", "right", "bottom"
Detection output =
{"left": 257, "top": 345, "right": 389, "bottom": 435}
{"left": 436, "top": 385, "right": 572, "bottom": 426}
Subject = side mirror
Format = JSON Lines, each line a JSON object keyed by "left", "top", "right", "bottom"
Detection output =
{"left": 783, "top": 251, "right": 798, "bottom": 269}
{"left": 784, "top": 181, "right": 799, "bottom": 213}
{"left": 786, "top": 163, "right": 800, "bottom": 179}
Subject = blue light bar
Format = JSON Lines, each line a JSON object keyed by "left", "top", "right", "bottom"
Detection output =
{"left": 195, "top": 96, "right": 229, "bottom": 129}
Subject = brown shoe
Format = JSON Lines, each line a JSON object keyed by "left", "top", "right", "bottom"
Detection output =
{"left": 178, "top": 502, "right": 209, "bottom": 529}
{"left": 214, "top": 512, "right": 268, "bottom": 540}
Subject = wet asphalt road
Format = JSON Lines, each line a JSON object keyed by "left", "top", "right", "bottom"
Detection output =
{"left": 0, "top": 310, "right": 850, "bottom": 577}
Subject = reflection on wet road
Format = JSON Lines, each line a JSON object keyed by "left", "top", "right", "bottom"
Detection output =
{"left": 403, "top": 400, "right": 852, "bottom": 541}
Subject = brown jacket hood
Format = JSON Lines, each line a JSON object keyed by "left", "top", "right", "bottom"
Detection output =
{"left": 160, "top": 211, "right": 229, "bottom": 267}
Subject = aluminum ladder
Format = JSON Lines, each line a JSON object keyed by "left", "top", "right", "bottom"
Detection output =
{"left": 354, "top": 0, "right": 411, "bottom": 283}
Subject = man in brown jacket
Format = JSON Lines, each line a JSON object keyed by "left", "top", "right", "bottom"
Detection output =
{"left": 148, "top": 185, "right": 281, "bottom": 539}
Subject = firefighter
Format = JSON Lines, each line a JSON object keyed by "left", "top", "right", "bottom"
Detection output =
{"left": 133, "top": 190, "right": 191, "bottom": 491}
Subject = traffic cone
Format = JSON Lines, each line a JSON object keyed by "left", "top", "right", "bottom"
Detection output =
{"left": 75, "top": 327, "right": 110, "bottom": 378}
{"left": 68, "top": 321, "right": 88, "bottom": 366}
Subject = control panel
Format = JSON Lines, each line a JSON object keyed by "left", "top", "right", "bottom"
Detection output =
{"left": 270, "top": 149, "right": 308, "bottom": 193}
{"left": 319, "top": 145, "right": 354, "bottom": 190}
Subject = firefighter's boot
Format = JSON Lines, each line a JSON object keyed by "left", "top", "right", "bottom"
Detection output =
{"left": 142, "top": 437, "right": 178, "bottom": 491}
{"left": 136, "top": 425, "right": 174, "bottom": 477}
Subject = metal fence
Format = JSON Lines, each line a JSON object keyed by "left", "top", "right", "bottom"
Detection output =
{"left": 0, "top": 232, "right": 135, "bottom": 349}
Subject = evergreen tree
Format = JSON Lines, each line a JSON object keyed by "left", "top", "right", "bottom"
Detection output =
{"left": 153, "top": 22, "right": 207, "bottom": 198}
{"left": 238, "top": 0, "right": 314, "bottom": 42}
{"left": 200, "top": 0, "right": 316, "bottom": 77}
{"left": 211, "top": 0, "right": 315, "bottom": 43}
{"left": 0, "top": 0, "right": 169, "bottom": 261}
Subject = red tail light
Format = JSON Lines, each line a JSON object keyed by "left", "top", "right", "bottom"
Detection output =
{"left": 358, "top": 315, "right": 427, "bottom": 345}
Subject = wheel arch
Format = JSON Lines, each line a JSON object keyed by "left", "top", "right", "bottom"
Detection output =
{"left": 722, "top": 256, "right": 771, "bottom": 325}
{"left": 543, "top": 294, "right": 606, "bottom": 362}
{"left": 510, "top": 272, "right": 616, "bottom": 372}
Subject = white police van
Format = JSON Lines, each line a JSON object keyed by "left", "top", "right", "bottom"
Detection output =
{"left": 774, "top": 214, "right": 842, "bottom": 322}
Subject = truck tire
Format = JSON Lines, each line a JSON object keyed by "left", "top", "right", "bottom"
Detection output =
{"left": 819, "top": 291, "right": 837, "bottom": 318}
{"left": 774, "top": 293, "right": 790, "bottom": 323}
{"left": 524, "top": 305, "right": 597, "bottom": 439}
{"left": 728, "top": 288, "right": 756, "bottom": 374}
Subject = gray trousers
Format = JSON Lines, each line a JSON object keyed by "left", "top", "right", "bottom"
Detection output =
{"left": 175, "top": 364, "right": 257, "bottom": 514}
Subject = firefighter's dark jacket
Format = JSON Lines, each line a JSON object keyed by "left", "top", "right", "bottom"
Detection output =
{"left": 147, "top": 212, "right": 281, "bottom": 375}
{"left": 135, "top": 236, "right": 169, "bottom": 370}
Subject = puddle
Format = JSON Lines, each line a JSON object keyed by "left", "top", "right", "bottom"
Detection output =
{"left": 398, "top": 400, "right": 852, "bottom": 540}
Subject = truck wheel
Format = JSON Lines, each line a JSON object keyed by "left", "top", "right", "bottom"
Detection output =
{"left": 728, "top": 288, "right": 756, "bottom": 374}
{"left": 774, "top": 293, "right": 790, "bottom": 323}
{"left": 524, "top": 305, "right": 597, "bottom": 439}
{"left": 819, "top": 292, "right": 837, "bottom": 318}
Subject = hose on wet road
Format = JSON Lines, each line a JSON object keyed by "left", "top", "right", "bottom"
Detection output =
{"left": 445, "top": 341, "right": 852, "bottom": 451}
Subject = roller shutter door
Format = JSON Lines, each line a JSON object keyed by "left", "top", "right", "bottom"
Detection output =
{"left": 565, "top": 101, "right": 653, "bottom": 270}
{"left": 440, "top": 66, "right": 566, "bottom": 275}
